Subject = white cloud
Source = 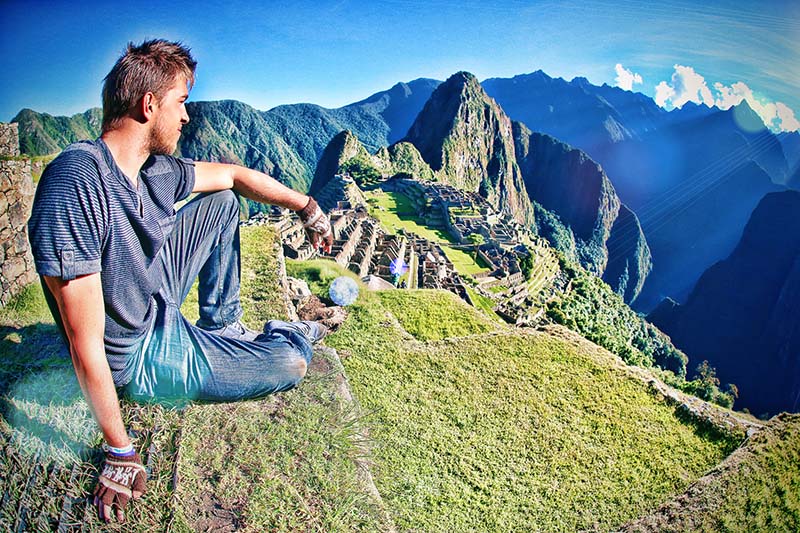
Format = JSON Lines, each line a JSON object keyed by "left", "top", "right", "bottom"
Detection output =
{"left": 655, "top": 65, "right": 799, "bottom": 132}
{"left": 614, "top": 63, "right": 643, "bottom": 91}
{"left": 776, "top": 103, "right": 800, "bottom": 132}
{"left": 655, "top": 81, "right": 675, "bottom": 108}
{"left": 669, "top": 65, "right": 714, "bottom": 108}
{"left": 713, "top": 81, "right": 800, "bottom": 133}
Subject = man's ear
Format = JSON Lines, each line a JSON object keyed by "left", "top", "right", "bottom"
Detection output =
{"left": 141, "top": 92, "right": 157, "bottom": 121}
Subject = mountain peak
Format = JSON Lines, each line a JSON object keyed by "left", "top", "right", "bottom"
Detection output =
{"left": 729, "top": 99, "right": 766, "bottom": 132}
{"left": 403, "top": 71, "right": 534, "bottom": 224}
{"left": 571, "top": 76, "right": 591, "bottom": 87}
{"left": 440, "top": 71, "right": 481, "bottom": 93}
{"left": 309, "top": 130, "right": 368, "bottom": 196}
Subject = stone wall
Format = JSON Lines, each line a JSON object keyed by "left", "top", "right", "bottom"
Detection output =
{"left": 0, "top": 123, "right": 20, "bottom": 158}
{"left": 0, "top": 123, "right": 36, "bottom": 306}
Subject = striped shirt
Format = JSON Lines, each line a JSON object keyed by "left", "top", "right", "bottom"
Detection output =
{"left": 28, "top": 139, "right": 195, "bottom": 385}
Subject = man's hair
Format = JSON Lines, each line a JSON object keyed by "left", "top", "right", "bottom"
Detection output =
{"left": 102, "top": 39, "right": 197, "bottom": 132}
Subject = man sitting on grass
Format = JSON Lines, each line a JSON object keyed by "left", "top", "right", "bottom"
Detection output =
{"left": 28, "top": 39, "right": 335, "bottom": 523}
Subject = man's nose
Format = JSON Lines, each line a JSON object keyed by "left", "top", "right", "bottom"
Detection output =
{"left": 181, "top": 106, "right": 189, "bottom": 124}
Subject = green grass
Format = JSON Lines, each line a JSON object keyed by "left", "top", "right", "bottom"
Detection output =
{"left": 377, "top": 290, "right": 500, "bottom": 341}
{"left": 175, "top": 226, "right": 386, "bottom": 531}
{"left": 0, "top": 281, "right": 51, "bottom": 326}
{"left": 0, "top": 281, "right": 185, "bottom": 531}
{"left": 440, "top": 245, "right": 490, "bottom": 276}
{"left": 623, "top": 413, "right": 800, "bottom": 532}
{"left": 464, "top": 286, "right": 503, "bottom": 323}
{"left": 365, "top": 190, "right": 453, "bottom": 243}
{"left": 174, "top": 350, "right": 387, "bottom": 532}
{"left": 309, "top": 285, "right": 741, "bottom": 532}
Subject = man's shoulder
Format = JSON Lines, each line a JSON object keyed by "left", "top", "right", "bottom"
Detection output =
{"left": 41, "top": 141, "right": 104, "bottom": 186}
{"left": 141, "top": 152, "right": 194, "bottom": 178}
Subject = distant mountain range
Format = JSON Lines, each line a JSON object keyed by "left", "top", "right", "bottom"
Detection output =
{"left": 649, "top": 190, "right": 800, "bottom": 416}
{"left": 482, "top": 72, "right": 796, "bottom": 312}
{"left": 14, "top": 71, "right": 800, "bottom": 307}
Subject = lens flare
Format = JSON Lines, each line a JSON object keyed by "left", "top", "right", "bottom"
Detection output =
{"left": 329, "top": 276, "right": 359, "bottom": 306}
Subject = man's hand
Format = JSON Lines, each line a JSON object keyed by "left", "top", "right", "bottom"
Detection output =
{"left": 93, "top": 449, "right": 147, "bottom": 522}
{"left": 298, "top": 197, "right": 333, "bottom": 253}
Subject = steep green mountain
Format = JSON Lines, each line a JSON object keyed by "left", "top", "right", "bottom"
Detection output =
{"left": 403, "top": 71, "right": 535, "bottom": 225}
{"left": 12, "top": 108, "right": 102, "bottom": 155}
{"left": 308, "top": 72, "right": 651, "bottom": 304}
{"left": 514, "top": 124, "right": 651, "bottom": 301}
{"left": 649, "top": 190, "right": 800, "bottom": 416}
{"left": 178, "top": 100, "right": 310, "bottom": 192}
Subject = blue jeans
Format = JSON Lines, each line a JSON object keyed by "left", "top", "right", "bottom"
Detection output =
{"left": 124, "top": 191, "right": 314, "bottom": 402}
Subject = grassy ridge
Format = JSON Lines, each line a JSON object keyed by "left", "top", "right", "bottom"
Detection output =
{"left": 287, "top": 261, "right": 740, "bottom": 532}
{"left": 176, "top": 226, "right": 387, "bottom": 531}
{"left": 330, "top": 304, "right": 735, "bottom": 531}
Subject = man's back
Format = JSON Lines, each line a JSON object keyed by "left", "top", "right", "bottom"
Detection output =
{"left": 29, "top": 139, "right": 195, "bottom": 382}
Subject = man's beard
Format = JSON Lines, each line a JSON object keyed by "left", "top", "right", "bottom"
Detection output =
{"left": 147, "top": 117, "right": 177, "bottom": 156}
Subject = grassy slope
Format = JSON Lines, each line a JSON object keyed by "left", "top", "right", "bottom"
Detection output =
{"left": 287, "top": 261, "right": 742, "bottom": 532}
{"left": 377, "top": 290, "right": 496, "bottom": 341}
{"left": 622, "top": 413, "right": 800, "bottom": 532}
{"left": 0, "top": 225, "right": 386, "bottom": 532}
{"left": 3, "top": 221, "right": 796, "bottom": 532}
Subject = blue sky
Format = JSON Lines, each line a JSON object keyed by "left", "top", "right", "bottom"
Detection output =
{"left": 1, "top": 0, "right": 798, "bottom": 130}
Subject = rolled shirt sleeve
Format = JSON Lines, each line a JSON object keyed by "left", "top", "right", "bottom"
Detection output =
{"left": 29, "top": 150, "right": 107, "bottom": 280}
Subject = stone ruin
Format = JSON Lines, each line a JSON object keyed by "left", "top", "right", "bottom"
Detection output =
{"left": 0, "top": 122, "right": 37, "bottom": 306}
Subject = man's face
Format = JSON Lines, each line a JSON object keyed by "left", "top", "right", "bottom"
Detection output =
{"left": 148, "top": 76, "right": 190, "bottom": 155}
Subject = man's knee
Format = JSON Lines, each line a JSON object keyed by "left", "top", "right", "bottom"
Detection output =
{"left": 290, "top": 356, "right": 308, "bottom": 384}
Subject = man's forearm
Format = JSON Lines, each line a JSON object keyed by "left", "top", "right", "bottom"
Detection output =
{"left": 194, "top": 161, "right": 309, "bottom": 210}
{"left": 71, "top": 344, "right": 130, "bottom": 448}
{"left": 231, "top": 165, "right": 309, "bottom": 211}
{"left": 44, "top": 274, "right": 130, "bottom": 448}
